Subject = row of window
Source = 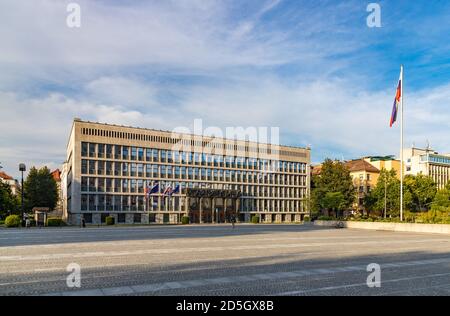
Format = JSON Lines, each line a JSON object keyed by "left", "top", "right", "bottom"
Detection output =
{"left": 80, "top": 194, "right": 306, "bottom": 213}
{"left": 80, "top": 177, "right": 308, "bottom": 198}
{"left": 81, "top": 142, "right": 307, "bottom": 173}
{"left": 80, "top": 130, "right": 307, "bottom": 159}
{"left": 80, "top": 160, "right": 307, "bottom": 186}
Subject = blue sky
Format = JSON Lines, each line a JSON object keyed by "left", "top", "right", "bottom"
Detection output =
{"left": 0, "top": 0, "right": 449, "bottom": 178}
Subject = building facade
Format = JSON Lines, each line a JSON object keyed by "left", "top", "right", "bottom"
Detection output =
{"left": 403, "top": 147, "right": 450, "bottom": 189}
{"left": 63, "top": 119, "right": 311, "bottom": 225}
{"left": 345, "top": 159, "right": 380, "bottom": 213}
{"left": 0, "top": 171, "right": 19, "bottom": 195}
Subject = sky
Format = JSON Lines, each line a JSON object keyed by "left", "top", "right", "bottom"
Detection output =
{"left": 0, "top": 0, "right": 449, "bottom": 179}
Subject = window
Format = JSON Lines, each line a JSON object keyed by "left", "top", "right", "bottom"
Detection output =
{"left": 106, "top": 144, "right": 113, "bottom": 158}
{"left": 131, "top": 147, "right": 137, "bottom": 160}
{"left": 98, "top": 144, "right": 105, "bottom": 158}
{"left": 89, "top": 143, "right": 96, "bottom": 157}
{"left": 81, "top": 142, "right": 88, "bottom": 157}
{"left": 122, "top": 146, "right": 129, "bottom": 160}
{"left": 83, "top": 213, "right": 92, "bottom": 223}
{"left": 81, "top": 159, "right": 88, "bottom": 174}
{"left": 118, "top": 213, "right": 126, "bottom": 223}
{"left": 81, "top": 177, "right": 88, "bottom": 191}
{"left": 138, "top": 148, "right": 144, "bottom": 161}
{"left": 367, "top": 174, "right": 371, "bottom": 181}
{"left": 81, "top": 194, "right": 88, "bottom": 211}
{"left": 133, "top": 213, "right": 141, "bottom": 223}
{"left": 88, "top": 160, "right": 96, "bottom": 175}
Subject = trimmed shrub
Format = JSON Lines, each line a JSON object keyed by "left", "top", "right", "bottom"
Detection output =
{"left": 251, "top": 215, "right": 259, "bottom": 224}
{"left": 303, "top": 216, "right": 311, "bottom": 222}
{"left": 105, "top": 216, "right": 115, "bottom": 226}
{"left": 5, "top": 215, "right": 21, "bottom": 228}
{"left": 181, "top": 216, "right": 190, "bottom": 225}
{"left": 46, "top": 217, "right": 66, "bottom": 227}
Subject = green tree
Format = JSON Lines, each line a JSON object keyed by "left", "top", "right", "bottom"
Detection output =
{"left": 365, "top": 169, "right": 411, "bottom": 218}
{"left": 0, "top": 181, "right": 18, "bottom": 218}
{"left": 431, "top": 188, "right": 450, "bottom": 211}
{"left": 24, "top": 167, "right": 58, "bottom": 211}
{"left": 322, "top": 192, "right": 346, "bottom": 218}
{"left": 404, "top": 174, "right": 436, "bottom": 211}
{"left": 311, "top": 159, "right": 355, "bottom": 216}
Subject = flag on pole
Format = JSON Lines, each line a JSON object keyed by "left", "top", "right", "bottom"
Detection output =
{"left": 389, "top": 69, "right": 402, "bottom": 127}
{"left": 147, "top": 182, "right": 159, "bottom": 196}
{"left": 171, "top": 185, "right": 180, "bottom": 195}
{"left": 163, "top": 185, "right": 173, "bottom": 196}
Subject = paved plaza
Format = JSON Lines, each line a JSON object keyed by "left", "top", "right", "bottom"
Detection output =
{"left": 0, "top": 224, "right": 450, "bottom": 296}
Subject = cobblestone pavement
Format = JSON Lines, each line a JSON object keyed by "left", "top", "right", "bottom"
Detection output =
{"left": 1, "top": 224, "right": 449, "bottom": 296}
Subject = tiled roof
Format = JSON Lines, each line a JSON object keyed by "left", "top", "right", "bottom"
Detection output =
{"left": 0, "top": 171, "right": 13, "bottom": 180}
{"left": 51, "top": 169, "right": 61, "bottom": 182}
{"left": 345, "top": 159, "right": 380, "bottom": 173}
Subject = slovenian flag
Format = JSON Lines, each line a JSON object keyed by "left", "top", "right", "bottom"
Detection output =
{"left": 390, "top": 68, "right": 402, "bottom": 127}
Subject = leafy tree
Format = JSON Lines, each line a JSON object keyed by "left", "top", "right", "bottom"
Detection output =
{"left": 404, "top": 174, "right": 436, "bottom": 211}
{"left": 365, "top": 169, "right": 412, "bottom": 218}
{"left": 322, "top": 192, "right": 346, "bottom": 218}
{"left": 23, "top": 167, "right": 58, "bottom": 211}
{"left": 0, "top": 181, "right": 18, "bottom": 218}
{"left": 311, "top": 159, "right": 355, "bottom": 216}
{"left": 431, "top": 188, "right": 450, "bottom": 211}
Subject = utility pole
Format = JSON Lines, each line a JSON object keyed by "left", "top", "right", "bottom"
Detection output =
{"left": 384, "top": 175, "right": 387, "bottom": 219}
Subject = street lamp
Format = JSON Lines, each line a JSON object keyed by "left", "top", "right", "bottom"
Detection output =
{"left": 19, "top": 163, "right": 26, "bottom": 227}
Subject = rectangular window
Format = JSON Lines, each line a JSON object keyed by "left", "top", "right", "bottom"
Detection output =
{"left": 89, "top": 143, "right": 96, "bottom": 157}
{"left": 81, "top": 159, "right": 88, "bottom": 174}
{"left": 137, "top": 148, "right": 144, "bottom": 161}
{"left": 122, "top": 146, "right": 129, "bottom": 160}
{"left": 81, "top": 142, "right": 88, "bottom": 157}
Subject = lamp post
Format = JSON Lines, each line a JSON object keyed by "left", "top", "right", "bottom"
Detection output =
{"left": 19, "top": 163, "right": 26, "bottom": 227}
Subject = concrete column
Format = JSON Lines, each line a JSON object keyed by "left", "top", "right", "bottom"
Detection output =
{"left": 199, "top": 197, "right": 203, "bottom": 224}
{"left": 211, "top": 198, "right": 215, "bottom": 223}
{"left": 185, "top": 196, "right": 189, "bottom": 218}
{"left": 235, "top": 198, "right": 240, "bottom": 222}
{"left": 224, "top": 198, "right": 227, "bottom": 223}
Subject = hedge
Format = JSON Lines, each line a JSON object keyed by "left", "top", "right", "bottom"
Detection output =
{"left": 105, "top": 216, "right": 115, "bottom": 225}
{"left": 181, "top": 216, "right": 190, "bottom": 225}
{"left": 251, "top": 215, "right": 259, "bottom": 224}
{"left": 5, "top": 215, "right": 21, "bottom": 228}
{"left": 46, "top": 217, "right": 66, "bottom": 227}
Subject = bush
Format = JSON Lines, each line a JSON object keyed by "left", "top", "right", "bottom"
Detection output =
{"left": 0, "top": 220, "right": 4, "bottom": 225}
{"left": 105, "top": 216, "right": 115, "bottom": 225}
{"left": 303, "top": 216, "right": 311, "bottom": 222}
{"left": 251, "top": 215, "right": 259, "bottom": 224}
{"left": 5, "top": 215, "right": 21, "bottom": 228}
{"left": 181, "top": 216, "right": 190, "bottom": 225}
{"left": 46, "top": 217, "right": 66, "bottom": 227}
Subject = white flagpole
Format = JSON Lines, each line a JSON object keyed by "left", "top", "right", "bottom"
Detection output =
{"left": 400, "top": 65, "right": 404, "bottom": 222}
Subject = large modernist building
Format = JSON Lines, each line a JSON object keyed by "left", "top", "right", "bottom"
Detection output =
{"left": 403, "top": 146, "right": 450, "bottom": 189}
{"left": 62, "top": 119, "right": 311, "bottom": 225}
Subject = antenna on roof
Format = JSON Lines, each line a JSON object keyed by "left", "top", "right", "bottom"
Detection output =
{"left": 426, "top": 139, "right": 431, "bottom": 151}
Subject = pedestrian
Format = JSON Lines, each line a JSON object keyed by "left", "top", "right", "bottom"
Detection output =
{"left": 81, "top": 216, "right": 86, "bottom": 228}
{"left": 25, "top": 218, "right": 30, "bottom": 228}
{"left": 231, "top": 214, "right": 236, "bottom": 229}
